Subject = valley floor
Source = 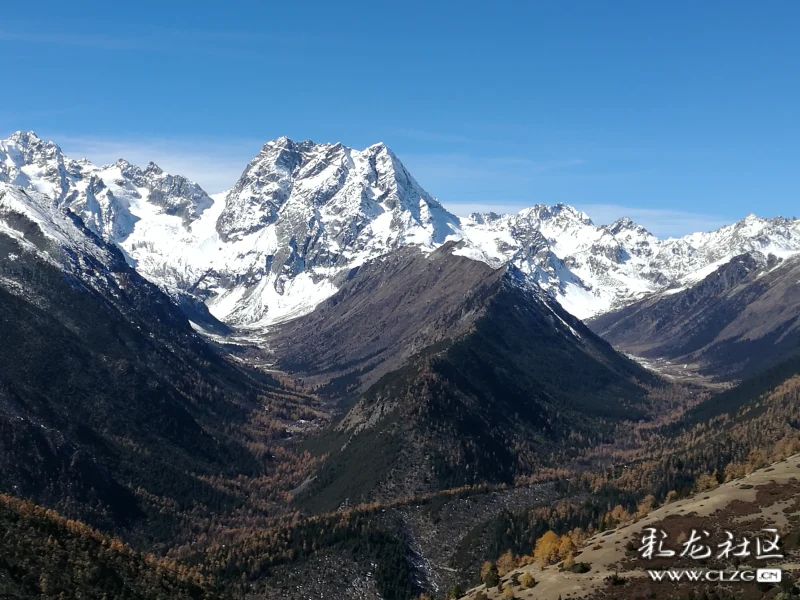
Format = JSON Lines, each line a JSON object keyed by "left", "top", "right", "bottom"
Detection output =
{"left": 625, "top": 353, "right": 734, "bottom": 389}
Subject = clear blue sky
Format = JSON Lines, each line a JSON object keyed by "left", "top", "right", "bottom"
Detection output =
{"left": 1, "top": 1, "right": 798, "bottom": 237}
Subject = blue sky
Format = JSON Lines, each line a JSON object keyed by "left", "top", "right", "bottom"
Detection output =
{"left": 1, "top": 1, "right": 798, "bottom": 237}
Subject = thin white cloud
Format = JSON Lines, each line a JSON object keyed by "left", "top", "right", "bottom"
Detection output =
{"left": 576, "top": 204, "right": 732, "bottom": 238}
{"left": 53, "top": 134, "right": 264, "bottom": 194}
{"left": 444, "top": 200, "right": 732, "bottom": 238}
{"left": 401, "top": 152, "right": 585, "bottom": 184}
{"left": 0, "top": 26, "right": 306, "bottom": 51}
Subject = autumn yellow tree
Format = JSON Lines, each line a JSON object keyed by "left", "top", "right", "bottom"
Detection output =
{"left": 636, "top": 494, "right": 656, "bottom": 516}
{"left": 497, "top": 550, "right": 519, "bottom": 576}
{"left": 520, "top": 572, "right": 536, "bottom": 589}
{"left": 608, "top": 504, "right": 630, "bottom": 526}
{"left": 533, "top": 531, "right": 560, "bottom": 567}
{"left": 695, "top": 471, "right": 719, "bottom": 492}
{"left": 557, "top": 535, "right": 577, "bottom": 561}
{"left": 724, "top": 461, "right": 746, "bottom": 482}
{"left": 569, "top": 527, "right": 588, "bottom": 547}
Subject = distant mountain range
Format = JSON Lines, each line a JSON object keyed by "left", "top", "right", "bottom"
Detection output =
{"left": 3, "top": 131, "right": 799, "bottom": 328}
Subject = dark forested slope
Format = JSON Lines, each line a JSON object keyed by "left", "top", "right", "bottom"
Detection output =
{"left": 0, "top": 184, "right": 299, "bottom": 541}
{"left": 294, "top": 246, "right": 658, "bottom": 512}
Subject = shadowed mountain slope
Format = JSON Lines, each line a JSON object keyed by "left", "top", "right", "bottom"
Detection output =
{"left": 589, "top": 252, "right": 800, "bottom": 379}
{"left": 286, "top": 244, "right": 658, "bottom": 512}
{"left": 0, "top": 184, "right": 289, "bottom": 539}
{"left": 270, "top": 242, "right": 508, "bottom": 395}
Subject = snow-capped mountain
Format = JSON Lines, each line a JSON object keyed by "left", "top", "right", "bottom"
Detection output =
{"left": 1, "top": 132, "right": 464, "bottom": 325}
{"left": 461, "top": 206, "right": 800, "bottom": 317}
{"left": 205, "top": 137, "right": 461, "bottom": 324}
{"left": 458, "top": 205, "right": 662, "bottom": 317}
{"left": 3, "top": 130, "right": 800, "bottom": 325}
{"left": 0, "top": 132, "right": 212, "bottom": 245}
{"left": 0, "top": 182, "right": 118, "bottom": 279}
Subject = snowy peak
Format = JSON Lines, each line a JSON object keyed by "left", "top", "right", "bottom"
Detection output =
{"left": 216, "top": 136, "right": 341, "bottom": 241}
{"left": 5, "top": 130, "right": 63, "bottom": 160}
{"left": 143, "top": 161, "right": 164, "bottom": 176}
{"left": 0, "top": 131, "right": 214, "bottom": 244}
{"left": 217, "top": 136, "right": 456, "bottom": 243}
{"left": 101, "top": 157, "right": 213, "bottom": 224}
{"left": 604, "top": 217, "right": 653, "bottom": 237}
{"left": 517, "top": 202, "right": 593, "bottom": 227}
{"left": 208, "top": 137, "right": 461, "bottom": 325}
{"left": 460, "top": 203, "right": 800, "bottom": 319}
{"left": 467, "top": 211, "right": 502, "bottom": 225}
{"left": 0, "top": 131, "right": 77, "bottom": 202}
{"left": 0, "top": 182, "right": 116, "bottom": 273}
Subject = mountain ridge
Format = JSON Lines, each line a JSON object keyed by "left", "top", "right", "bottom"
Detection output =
{"left": 0, "top": 181, "right": 288, "bottom": 538}
{"left": 4, "top": 130, "right": 800, "bottom": 328}
{"left": 287, "top": 242, "right": 658, "bottom": 511}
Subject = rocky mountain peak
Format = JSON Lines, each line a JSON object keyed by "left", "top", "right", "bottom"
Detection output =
{"left": 0, "top": 131, "right": 75, "bottom": 203}
{"left": 517, "top": 202, "right": 593, "bottom": 226}
{"left": 4, "top": 131, "right": 55, "bottom": 160}
{"left": 216, "top": 136, "right": 456, "bottom": 241}
{"left": 207, "top": 136, "right": 461, "bottom": 324}
{"left": 8, "top": 130, "right": 43, "bottom": 146}
{"left": 606, "top": 216, "right": 648, "bottom": 234}
{"left": 143, "top": 161, "right": 164, "bottom": 176}
{"left": 467, "top": 211, "right": 502, "bottom": 225}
